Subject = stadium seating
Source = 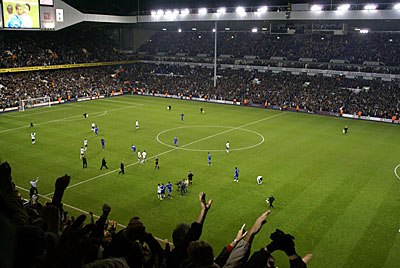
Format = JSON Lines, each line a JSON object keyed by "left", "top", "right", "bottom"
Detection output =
{"left": 0, "top": 28, "right": 125, "bottom": 68}
{"left": 138, "top": 32, "right": 400, "bottom": 65}
{"left": 2, "top": 63, "right": 400, "bottom": 119}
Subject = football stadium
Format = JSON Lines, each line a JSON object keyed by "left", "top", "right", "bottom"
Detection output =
{"left": 1, "top": 1, "right": 400, "bottom": 267}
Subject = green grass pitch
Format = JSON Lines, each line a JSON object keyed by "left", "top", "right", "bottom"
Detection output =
{"left": 1, "top": 95, "right": 400, "bottom": 267}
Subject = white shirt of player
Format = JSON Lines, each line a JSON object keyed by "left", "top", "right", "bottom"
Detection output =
{"left": 142, "top": 151, "right": 147, "bottom": 160}
{"left": 157, "top": 185, "right": 162, "bottom": 194}
{"left": 21, "top": 14, "right": 32, "bottom": 28}
{"left": 136, "top": 120, "right": 139, "bottom": 129}
{"left": 80, "top": 148, "right": 85, "bottom": 155}
{"left": 138, "top": 151, "right": 142, "bottom": 160}
{"left": 226, "top": 142, "right": 230, "bottom": 149}
{"left": 30, "top": 178, "right": 38, "bottom": 188}
{"left": 31, "top": 132, "right": 36, "bottom": 144}
{"left": 91, "top": 122, "right": 95, "bottom": 130}
{"left": 84, "top": 139, "right": 88, "bottom": 146}
{"left": 257, "top": 176, "right": 263, "bottom": 185}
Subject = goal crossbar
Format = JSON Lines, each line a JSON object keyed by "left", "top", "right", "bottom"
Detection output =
{"left": 19, "top": 96, "right": 51, "bottom": 111}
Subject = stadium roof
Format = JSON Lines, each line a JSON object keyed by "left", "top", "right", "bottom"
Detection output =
{"left": 63, "top": 0, "right": 399, "bottom": 16}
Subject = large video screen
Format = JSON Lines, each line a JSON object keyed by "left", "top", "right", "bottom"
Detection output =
{"left": 2, "top": 0, "right": 40, "bottom": 28}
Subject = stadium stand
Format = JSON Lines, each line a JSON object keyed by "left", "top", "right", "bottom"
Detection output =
{"left": 0, "top": 28, "right": 125, "bottom": 68}
{"left": 2, "top": 63, "right": 400, "bottom": 119}
{"left": 137, "top": 32, "right": 400, "bottom": 65}
{"left": 0, "top": 67, "right": 123, "bottom": 110}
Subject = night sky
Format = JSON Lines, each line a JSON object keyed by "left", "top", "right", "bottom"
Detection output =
{"left": 63, "top": 0, "right": 399, "bottom": 15}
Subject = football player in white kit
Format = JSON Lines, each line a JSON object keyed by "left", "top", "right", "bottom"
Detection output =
{"left": 31, "top": 132, "right": 36, "bottom": 144}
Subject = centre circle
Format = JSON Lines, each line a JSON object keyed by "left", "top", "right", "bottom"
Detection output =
{"left": 156, "top": 126, "right": 265, "bottom": 152}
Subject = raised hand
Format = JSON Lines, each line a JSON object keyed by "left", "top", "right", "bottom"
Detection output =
{"left": 199, "top": 192, "right": 213, "bottom": 211}
{"left": 234, "top": 224, "right": 248, "bottom": 242}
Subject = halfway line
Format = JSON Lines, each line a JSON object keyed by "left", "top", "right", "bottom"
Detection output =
{"left": 44, "top": 112, "right": 285, "bottom": 195}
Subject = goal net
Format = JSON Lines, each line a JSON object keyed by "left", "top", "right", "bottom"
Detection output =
{"left": 19, "top": 96, "right": 51, "bottom": 111}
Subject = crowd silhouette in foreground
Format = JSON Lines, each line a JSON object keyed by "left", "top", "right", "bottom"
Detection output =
{"left": 0, "top": 162, "right": 311, "bottom": 268}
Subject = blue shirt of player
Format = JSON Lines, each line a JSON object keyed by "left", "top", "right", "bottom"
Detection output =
{"left": 161, "top": 184, "right": 166, "bottom": 193}
{"left": 208, "top": 153, "right": 211, "bottom": 160}
{"left": 7, "top": 15, "right": 22, "bottom": 28}
{"left": 95, "top": 126, "right": 98, "bottom": 134}
{"left": 131, "top": 145, "right": 136, "bottom": 151}
{"left": 235, "top": 168, "right": 239, "bottom": 176}
{"left": 174, "top": 138, "right": 178, "bottom": 144}
{"left": 166, "top": 183, "right": 172, "bottom": 192}
{"left": 181, "top": 114, "right": 184, "bottom": 120}
{"left": 101, "top": 139, "right": 105, "bottom": 146}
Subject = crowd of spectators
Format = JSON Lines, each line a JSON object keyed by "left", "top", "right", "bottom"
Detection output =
{"left": 122, "top": 63, "right": 400, "bottom": 119}
{"left": 138, "top": 32, "right": 400, "bottom": 65}
{"left": 0, "top": 66, "right": 124, "bottom": 109}
{"left": 0, "top": 28, "right": 125, "bottom": 68}
{"left": 0, "top": 161, "right": 311, "bottom": 268}
{"left": 2, "top": 63, "right": 400, "bottom": 119}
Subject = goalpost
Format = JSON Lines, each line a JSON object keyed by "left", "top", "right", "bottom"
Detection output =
{"left": 19, "top": 96, "right": 51, "bottom": 111}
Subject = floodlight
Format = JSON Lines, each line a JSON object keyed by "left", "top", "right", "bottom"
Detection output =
{"left": 151, "top": 10, "right": 157, "bottom": 16}
{"left": 192, "top": 27, "right": 197, "bottom": 31}
{"left": 162, "top": 28, "right": 167, "bottom": 31}
{"left": 165, "top": 10, "right": 172, "bottom": 15}
{"left": 157, "top": 9, "right": 164, "bottom": 16}
{"left": 173, "top": 9, "right": 180, "bottom": 15}
{"left": 178, "top": 28, "right": 182, "bottom": 32}
{"left": 236, "top": 7, "right": 246, "bottom": 15}
{"left": 199, "top": 8, "right": 207, "bottom": 15}
{"left": 212, "top": 28, "right": 216, "bottom": 32}
{"left": 252, "top": 28, "right": 258, "bottom": 33}
{"left": 364, "top": 4, "right": 377, "bottom": 10}
{"left": 181, "top": 9, "right": 190, "bottom": 15}
{"left": 217, "top": 7, "right": 226, "bottom": 14}
{"left": 225, "top": 27, "right": 230, "bottom": 31}
{"left": 311, "top": 5, "right": 322, "bottom": 11}
{"left": 337, "top": 4, "right": 350, "bottom": 11}
{"left": 360, "top": 29, "right": 369, "bottom": 33}
{"left": 257, "top": 6, "right": 268, "bottom": 13}
{"left": 394, "top": 3, "right": 400, "bottom": 10}
{"left": 198, "top": 35, "right": 202, "bottom": 39}
{"left": 262, "top": 27, "right": 268, "bottom": 31}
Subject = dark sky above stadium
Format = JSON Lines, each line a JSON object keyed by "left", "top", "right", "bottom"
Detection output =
{"left": 63, "top": 0, "right": 398, "bottom": 15}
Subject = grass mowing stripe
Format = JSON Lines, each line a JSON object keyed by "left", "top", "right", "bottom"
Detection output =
{"left": 343, "top": 183, "right": 400, "bottom": 267}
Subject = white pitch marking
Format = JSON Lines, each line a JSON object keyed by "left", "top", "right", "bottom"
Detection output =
{"left": 44, "top": 112, "right": 284, "bottom": 195}
{"left": 394, "top": 164, "right": 400, "bottom": 180}
{"left": 43, "top": 147, "right": 177, "bottom": 197}
{"left": 156, "top": 126, "right": 265, "bottom": 152}
{"left": 0, "top": 104, "right": 139, "bottom": 133}
{"left": 2, "top": 106, "right": 76, "bottom": 118}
